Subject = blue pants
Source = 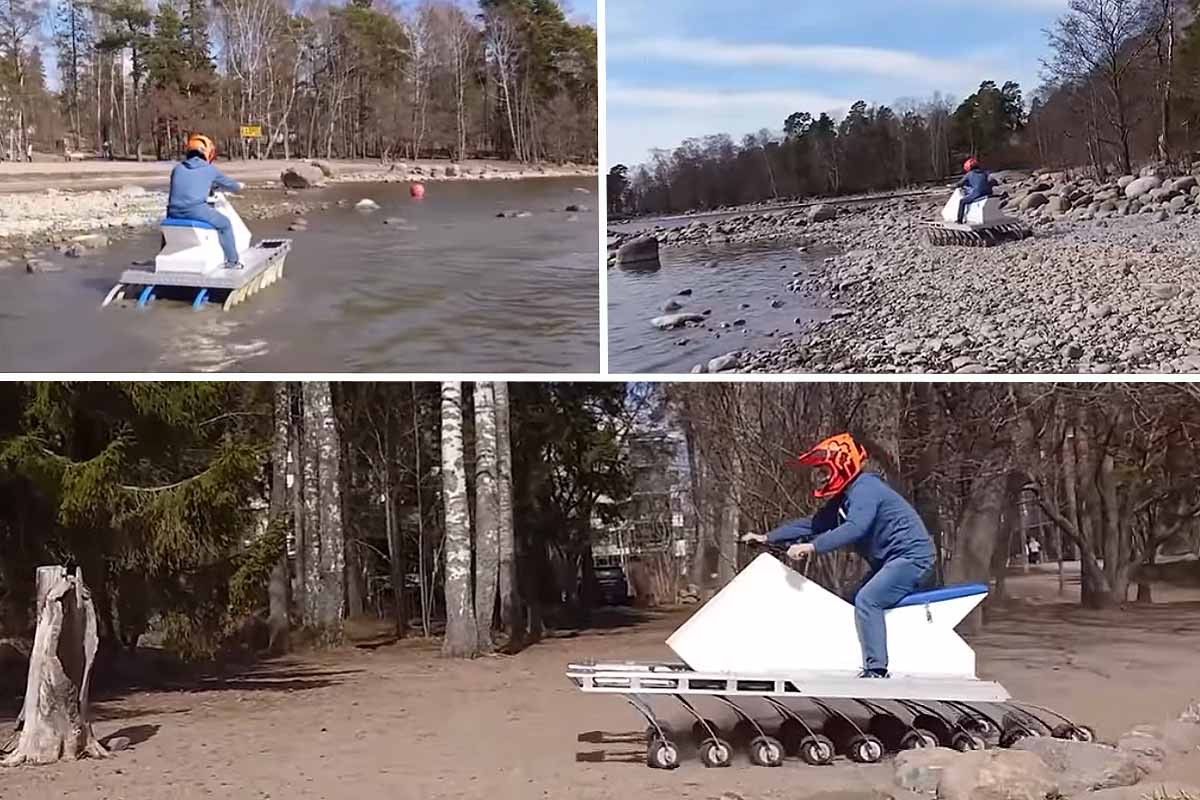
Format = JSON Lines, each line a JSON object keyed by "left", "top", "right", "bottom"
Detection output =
{"left": 853, "top": 557, "right": 931, "bottom": 671}
{"left": 169, "top": 203, "right": 238, "bottom": 264}
{"left": 957, "top": 191, "right": 988, "bottom": 224}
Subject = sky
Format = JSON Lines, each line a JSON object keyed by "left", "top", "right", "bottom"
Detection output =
{"left": 605, "top": 0, "right": 1070, "bottom": 168}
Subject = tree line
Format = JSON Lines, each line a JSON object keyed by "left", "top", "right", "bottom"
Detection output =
{"left": 0, "top": 0, "right": 596, "bottom": 163}
{"left": 609, "top": 0, "right": 1196, "bottom": 216}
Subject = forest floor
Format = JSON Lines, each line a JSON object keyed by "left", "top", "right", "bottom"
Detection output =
{"left": 1, "top": 565, "right": 1198, "bottom": 800}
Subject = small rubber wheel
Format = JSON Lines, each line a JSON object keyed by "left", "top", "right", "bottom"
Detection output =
{"left": 749, "top": 735, "right": 784, "bottom": 767}
{"left": 699, "top": 737, "right": 733, "bottom": 768}
{"left": 1000, "top": 727, "right": 1036, "bottom": 748}
{"left": 900, "top": 730, "right": 937, "bottom": 750}
{"left": 951, "top": 731, "right": 986, "bottom": 751}
{"left": 798, "top": 734, "right": 836, "bottom": 766}
{"left": 779, "top": 718, "right": 805, "bottom": 755}
{"left": 848, "top": 734, "right": 885, "bottom": 763}
{"left": 647, "top": 738, "right": 680, "bottom": 770}
{"left": 1052, "top": 724, "right": 1096, "bottom": 743}
{"left": 691, "top": 719, "right": 721, "bottom": 744}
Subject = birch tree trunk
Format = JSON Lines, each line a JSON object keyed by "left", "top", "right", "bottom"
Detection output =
{"left": 267, "top": 383, "right": 291, "bottom": 655}
{"left": 473, "top": 382, "right": 500, "bottom": 653}
{"left": 289, "top": 383, "right": 306, "bottom": 619}
{"left": 441, "top": 381, "right": 478, "bottom": 658}
{"left": 494, "top": 382, "right": 517, "bottom": 637}
{"left": 2, "top": 567, "right": 107, "bottom": 766}
{"left": 301, "top": 383, "right": 322, "bottom": 630}
{"left": 314, "top": 381, "right": 345, "bottom": 644}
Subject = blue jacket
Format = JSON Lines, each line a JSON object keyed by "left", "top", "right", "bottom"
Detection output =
{"left": 765, "top": 473, "right": 934, "bottom": 570}
{"left": 958, "top": 167, "right": 992, "bottom": 199}
{"left": 167, "top": 156, "right": 243, "bottom": 215}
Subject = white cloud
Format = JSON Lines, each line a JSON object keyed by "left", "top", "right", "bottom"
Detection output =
{"left": 607, "top": 37, "right": 1000, "bottom": 84}
{"left": 609, "top": 86, "right": 854, "bottom": 112}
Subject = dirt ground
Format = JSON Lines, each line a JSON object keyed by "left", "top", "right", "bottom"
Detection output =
{"left": 1, "top": 568, "right": 1198, "bottom": 800}
{"left": 0, "top": 158, "right": 577, "bottom": 193}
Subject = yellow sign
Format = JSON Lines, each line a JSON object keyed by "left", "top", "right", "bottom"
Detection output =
{"left": 240, "top": 125, "right": 263, "bottom": 139}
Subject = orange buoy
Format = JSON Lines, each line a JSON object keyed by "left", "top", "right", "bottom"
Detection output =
{"left": 410, "top": 182, "right": 426, "bottom": 199}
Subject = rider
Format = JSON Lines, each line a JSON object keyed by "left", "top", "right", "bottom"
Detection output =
{"left": 167, "top": 133, "right": 245, "bottom": 269}
{"left": 956, "top": 157, "right": 992, "bottom": 224}
{"left": 741, "top": 433, "right": 935, "bottom": 679}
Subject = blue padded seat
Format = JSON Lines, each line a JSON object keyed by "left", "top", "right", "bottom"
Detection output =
{"left": 162, "top": 217, "right": 217, "bottom": 230}
{"left": 893, "top": 583, "right": 988, "bottom": 608}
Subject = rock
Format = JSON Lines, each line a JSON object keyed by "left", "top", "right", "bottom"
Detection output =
{"left": 1115, "top": 733, "right": 1168, "bottom": 774}
{"left": 707, "top": 353, "right": 741, "bottom": 373}
{"left": 1152, "top": 283, "right": 1181, "bottom": 300}
{"left": 1062, "top": 342, "right": 1084, "bottom": 360}
{"left": 1088, "top": 303, "right": 1112, "bottom": 319}
{"left": 894, "top": 747, "right": 961, "bottom": 793}
{"left": 1152, "top": 209, "right": 1170, "bottom": 223}
{"left": 1170, "top": 175, "right": 1197, "bottom": 193}
{"left": 1170, "top": 194, "right": 1190, "bottom": 213}
{"left": 71, "top": 233, "right": 109, "bottom": 248}
{"left": 955, "top": 364, "right": 990, "bottom": 374}
{"left": 1081, "top": 782, "right": 1200, "bottom": 800}
{"left": 896, "top": 341, "right": 921, "bottom": 356}
{"left": 1021, "top": 192, "right": 1049, "bottom": 210}
{"left": 616, "top": 236, "right": 660, "bottom": 267}
{"left": 565, "top": 204, "right": 589, "bottom": 212}
{"left": 104, "top": 735, "right": 132, "bottom": 752}
{"left": 25, "top": 258, "right": 60, "bottom": 273}
{"left": 309, "top": 160, "right": 335, "bottom": 178}
{"left": 1117, "top": 175, "right": 1137, "bottom": 189}
{"left": 831, "top": 308, "right": 853, "bottom": 319}
{"left": 659, "top": 299, "right": 683, "bottom": 313}
{"left": 1013, "top": 737, "right": 1144, "bottom": 794}
{"left": 1124, "top": 176, "right": 1163, "bottom": 198}
{"left": 355, "top": 198, "right": 380, "bottom": 211}
{"left": 678, "top": 289, "right": 693, "bottom": 296}
{"left": 281, "top": 164, "right": 325, "bottom": 189}
{"left": 444, "top": 164, "right": 459, "bottom": 177}
{"left": 938, "top": 749, "right": 1059, "bottom": 800}
{"left": 1047, "top": 195, "right": 1072, "bottom": 215}
{"left": 383, "top": 217, "right": 407, "bottom": 225}
{"left": 770, "top": 299, "right": 785, "bottom": 309}
{"left": 650, "top": 313, "right": 705, "bottom": 330}
{"left": 690, "top": 364, "right": 705, "bottom": 374}
{"left": 1180, "top": 699, "right": 1200, "bottom": 723}
{"left": 63, "top": 243, "right": 85, "bottom": 258}
{"left": 809, "top": 203, "right": 837, "bottom": 222}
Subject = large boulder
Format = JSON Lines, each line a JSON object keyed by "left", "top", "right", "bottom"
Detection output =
{"left": 280, "top": 163, "right": 325, "bottom": 189}
{"left": 1021, "top": 192, "right": 1050, "bottom": 210}
{"left": 894, "top": 747, "right": 962, "bottom": 793}
{"left": 1013, "top": 737, "right": 1144, "bottom": 794}
{"left": 809, "top": 203, "right": 838, "bottom": 222}
{"left": 1125, "top": 176, "right": 1163, "bottom": 198}
{"left": 308, "top": 160, "right": 335, "bottom": 178}
{"left": 938, "top": 749, "right": 1059, "bottom": 800}
{"left": 1169, "top": 175, "right": 1197, "bottom": 193}
{"left": 1047, "top": 196, "right": 1071, "bottom": 214}
{"left": 616, "top": 236, "right": 661, "bottom": 268}
{"left": 1117, "top": 175, "right": 1137, "bottom": 189}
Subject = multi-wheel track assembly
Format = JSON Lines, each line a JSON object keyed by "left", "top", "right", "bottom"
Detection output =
{"left": 567, "top": 550, "right": 1094, "bottom": 769}
{"left": 920, "top": 220, "right": 1033, "bottom": 248}
{"left": 567, "top": 661, "right": 1094, "bottom": 769}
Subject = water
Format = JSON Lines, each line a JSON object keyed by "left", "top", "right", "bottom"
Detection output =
{"left": 607, "top": 241, "right": 837, "bottom": 374}
{"left": 0, "top": 177, "right": 599, "bottom": 372}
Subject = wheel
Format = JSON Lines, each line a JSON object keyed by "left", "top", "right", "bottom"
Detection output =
{"left": 951, "top": 731, "right": 986, "bottom": 751}
{"left": 699, "top": 737, "right": 733, "bottom": 768}
{"left": 691, "top": 719, "right": 721, "bottom": 744}
{"left": 1052, "top": 724, "right": 1096, "bottom": 743}
{"left": 959, "top": 715, "right": 999, "bottom": 740}
{"left": 848, "top": 734, "right": 884, "bottom": 763}
{"left": 646, "top": 738, "right": 680, "bottom": 770}
{"left": 798, "top": 734, "right": 836, "bottom": 766}
{"left": 749, "top": 735, "right": 784, "bottom": 767}
{"left": 900, "top": 730, "right": 937, "bottom": 750}
{"left": 779, "top": 718, "right": 805, "bottom": 755}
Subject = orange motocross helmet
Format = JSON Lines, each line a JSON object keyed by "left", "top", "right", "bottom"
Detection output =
{"left": 794, "top": 433, "right": 867, "bottom": 498}
{"left": 186, "top": 133, "right": 216, "bottom": 163}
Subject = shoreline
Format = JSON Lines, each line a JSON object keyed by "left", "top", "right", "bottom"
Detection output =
{"left": 611, "top": 167, "right": 1200, "bottom": 375}
{"left": 0, "top": 160, "right": 597, "bottom": 255}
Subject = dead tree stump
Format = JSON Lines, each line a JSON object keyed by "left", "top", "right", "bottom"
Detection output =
{"left": 2, "top": 566, "right": 108, "bottom": 766}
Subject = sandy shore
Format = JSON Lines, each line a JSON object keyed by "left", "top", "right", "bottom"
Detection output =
{"left": 0, "top": 158, "right": 596, "bottom": 254}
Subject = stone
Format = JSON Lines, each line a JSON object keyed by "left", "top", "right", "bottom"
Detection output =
{"left": 770, "top": 299, "right": 785, "bottom": 309}
{"left": 831, "top": 308, "right": 853, "bottom": 319}
{"left": 1021, "top": 192, "right": 1049, "bottom": 210}
{"left": 1170, "top": 194, "right": 1190, "bottom": 213}
{"left": 616, "top": 236, "right": 660, "bottom": 267}
{"left": 1152, "top": 283, "right": 1181, "bottom": 300}
{"left": 1081, "top": 782, "right": 1200, "bottom": 800}
{"left": 355, "top": 198, "right": 380, "bottom": 211}
{"left": 1047, "top": 195, "right": 1071, "bottom": 214}
{"left": 938, "top": 749, "right": 1059, "bottom": 800}
{"left": 1088, "top": 303, "right": 1113, "bottom": 319}
{"left": 678, "top": 289, "right": 693, "bottom": 296}
{"left": 281, "top": 164, "right": 325, "bottom": 189}
{"left": 1152, "top": 209, "right": 1170, "bottom": 223}
{"left": 24, "top": 258, "right": 60, "bottom": 273}
{"left": 104, "top": 735, "right": 132, "bottom": 752}
{"left": 896, "top": 341, "right": 921, "bottom": 356}
{"left": 1170, "top": 175, "right": 1197, "bottom": 193}
{"left": 1013, "top": 737, "right": 1144, "bottom": 794}
{"left": 71, "top": 233, "right": 109, "bottom": 248}
{"left": 659, "top": 299, "right": 683, "bottom": 313}
{"left": 383, "top": 217, "right": 407, "bottom": 225}
{"left": 1117, "top": 175, "right": 1137, "bottom": 189}
{"left": 1061, "top": 342, "right": 1084, "bottom": 360}
{"left": 650, "top": 313, "right": 705, "bottom": 330}
{"left": 444, "top": 164, "right": 459, "bottom": 177}
{"left": 894, "top": 747, "right": 961, "bottom": 793}
{"left": 707, "top": 353, "right": 741, "bottom": 373}
{"left": 809, "top": 203, "right": 837, "bottom": 222}
{"left": 565, "top": 204, "right": 589, "bottom": 212}
{"left": 1115, "top": 732, "right": 1168, "bottom": 774}
{"left": 1124, "top": 176, "right": 1162, "bottom": 198}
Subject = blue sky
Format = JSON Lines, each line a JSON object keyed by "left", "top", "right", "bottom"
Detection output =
{"left": 605, "top": 0, "right": 1068, "bottom": 168}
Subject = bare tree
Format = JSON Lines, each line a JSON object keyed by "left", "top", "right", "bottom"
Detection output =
{"left": 300, "top": 381, "right": 344, "bottom": 644}
{"left": 494, "top": 382, "right": 517, "bottom": 640}
{"left": 473, "top": 382, "right": 499, "bottom": 652}
{"left": 267, "top": 382, "right": 291, "bottom": 655}
{"left": 405, "top": 3, "right": 435, "bottom": 159}
{"left": 440, "top": 381, "right": 478, "bottom": 658}
{"left": 485, "top": 9, "right": 524, "bottom": 162}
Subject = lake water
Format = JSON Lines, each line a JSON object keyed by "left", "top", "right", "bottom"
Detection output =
{"left": 0, "top": 177, "right": 599, "bottom": 372}
{"left": 607, "top": 240, "right": 837, "bottom": 374}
